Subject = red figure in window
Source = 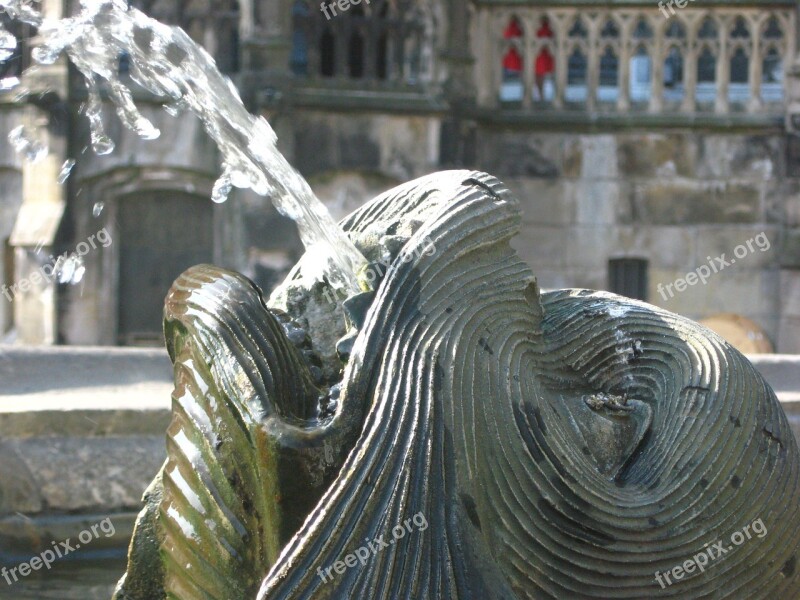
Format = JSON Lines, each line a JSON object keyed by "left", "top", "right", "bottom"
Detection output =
{"left": 504, "top": 18, "right": 523, "bottom": 39}
{"left": 503, "top": 47, "right": 522, "bottom": 75}
{"left": 534, "top": 17, "right": 554, "bottom": 99}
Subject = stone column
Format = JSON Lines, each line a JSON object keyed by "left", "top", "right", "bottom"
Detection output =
{"left": 650, "top": 19, "right": 664, "bottom": 113}
{"left": 243, "top": 0, "right": 293, "bottom": 82}
{"left": 748, "top": 14, "right": 763, "bottom": 114}
{"left": 586, "top": 16, "right": 599, "bottom": 112}
{"left": 715, "top": 18, "right": 730, "bottom": 114}
{"left": 617, "top": 19, "right": 632, "bottom": 112}
{"left": 9, "top": 105, "right": 67, "bottom": 345}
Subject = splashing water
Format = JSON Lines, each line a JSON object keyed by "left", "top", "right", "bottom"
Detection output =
{"left": 1, "top": 0, "right": 367, "bottom": 295}
{"left": 0, "top": 25, "right": 16, "bottom": 61}
{"left": 57, "top": 158, "right": 75, "bottom": 183}
{"left": 55, "top": 254, "right": 86, "bottom": 284}
{"left": 8, "top": 124, "right": 47, "bottom": 162}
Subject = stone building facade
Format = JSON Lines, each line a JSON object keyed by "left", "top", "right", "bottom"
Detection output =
{"left": 1, "top": 0, "right": 800, "bottom": 351}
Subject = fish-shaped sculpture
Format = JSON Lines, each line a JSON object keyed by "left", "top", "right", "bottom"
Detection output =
{"left": 114, "top": 171, "right": 800, "bottom": 600}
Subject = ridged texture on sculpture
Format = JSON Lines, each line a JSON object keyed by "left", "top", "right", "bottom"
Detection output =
{"left": 115, "top": 171, "right": 800, "bottom": 600}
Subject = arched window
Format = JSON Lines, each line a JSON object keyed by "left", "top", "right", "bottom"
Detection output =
{"left": 762, "top": 47, "right": 783, "bottom": 103}
{"left": 565, "top": 17, "right": 588, "bottom": 104}
{"left": 663, "top": 46, "right": 684, "bottom": 104}
{"left": 630, "top": 18, "right": 653, "bottom": 105}
{"left": 348, "top": 5, "right": 366, "bottom": 79}
{"left": 500, "top": 17, "right": 524, "bottom": 103}
{"left": 533, "top": 16, "right": 555, "bottom": 103}
{"left": 566, "top": 48, "right": 588, "bottom": 104}
{"left": 698, "top": 16, "right": 718, "bottom": 40}
{"left": 630, "top": 46, "right": 651, "bottom": 104}
{"left": 320, "top": 26, "right": 336, "bottom": 77}
{"left": 729, "top": 48, "right": 749, "bottom": 105}
{"left": 761, "top": 16, "right": 784, "bottom": 103}
{"left": 696, "top": 47, "right": 716, "bottom": 105}
{"left": 728, "top": 17, "right": 750, "bottom": 105}
{"left": 290, "top": 1, "right": 310, "bottom": 75}
{"left": 598, "top": 47, "right": 619, "bottom": 103}
{"left": 300, "top": 0, "right": 428, "bottom": 84}
{"left": 663, "top": 20, "right": 685, "bottom": 104}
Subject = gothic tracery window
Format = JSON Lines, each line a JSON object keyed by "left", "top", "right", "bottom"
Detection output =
{"left": 500, "top": 16, "right": 523, "bottom": 102}
{"left": 294, "top": 0, "right": 430, "bottom": 85}
{"left": 132, "top": 0, "right": 241, "bottom": 74}
{"left": 488, "top": 7, "right": 791, "bottom": 115}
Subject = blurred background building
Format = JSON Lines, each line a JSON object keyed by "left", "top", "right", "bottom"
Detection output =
{"left": 0, "top": 0, "right": 799, "bottom": 351}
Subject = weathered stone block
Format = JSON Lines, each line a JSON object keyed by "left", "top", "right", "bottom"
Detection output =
{"left": 633, "top": 181, "right": 761, "bottom": 224}
{"left": 0, "top": 441, "right": 43, "bottom": 515}
{"left": 697, "top": 135, "right": 782, "bottom": 181}
{"left": 694, "top": 226, "right": 780, "bottom": 270}
{"left": 9, "top": 436, "right": 166, "bottom": 513}
{"left": 509, "top": 178, "right": 575, "bottom": 226}
{"left": 511, "top": 226, "right": 569, "bottom": 269}
{"left": 615, "top": 226, "right": 698, "bottom": 270}
{"left": 564, "top": 226, "right": 619, "bottom": 269}
{"left": 477, "top": 132, "right": 562, "bottom": 179}
{"left": 562, "top": 137, "right": 582, "bottom": 178}
{"left": 572, "top": 181, "right": 632, "bottom": 225}
{"left": 375, "top": 116, "right": 440, "bottom": 180}
{"left": 578, "top": 135, "right": 618, "bottom": 180}
{"left": 777, "top": 317, "right": 800, "bottom": 354}
{"left": 780, "top": 229, "right": 800, "bottom": 268}
{"left": 617, "top": 133, "right": 697, "bottom": 178}
{"left": 651, "top": 268, "right": 779, "bottom": 326}
{"left": 780, "top": 270, "right": 800, "bottom": 317}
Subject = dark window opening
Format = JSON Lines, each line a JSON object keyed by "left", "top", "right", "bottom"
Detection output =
{"left": 320, "top": 27, "right": 336, "bottom": 77}
{"left": 377, "top": 32, "right": 388, "bottom": 80}
{"left": 608, "top": 258, "right": 649, "bottom": 302}
{"left": 348, "top": 30, "right": 365, "bottom": 78}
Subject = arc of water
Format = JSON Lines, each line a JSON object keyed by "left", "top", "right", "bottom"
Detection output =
{"left": 0, "top": 0, "right": 367, "bottom": 295}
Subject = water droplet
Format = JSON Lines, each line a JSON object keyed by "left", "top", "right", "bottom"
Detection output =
{"left": 0, "top": 76, "right": 20, "bottom": 91}
{"left": 8, "top": 125, "right": 48, "bottom": 163}
{"left": 211, "top": 173, "right": 232, "bottom": 204}
{"left": 92, "top": 136, "right": 115, "bottom": 155}
{"left": 0, "top": 28, "right": 17, "bottom": 62}
{"left": 55, "top": 254, "right": 85, "bottom": 285}
{"left": 92, "top": 202, "right": 104, "bottom": 217}
{"left": 57, "top": 159, "right": 75, "bottom": 184}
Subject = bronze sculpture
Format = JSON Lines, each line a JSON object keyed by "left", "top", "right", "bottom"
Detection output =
{"left": 114, "top": 171, "right": 800, "bottom": 599}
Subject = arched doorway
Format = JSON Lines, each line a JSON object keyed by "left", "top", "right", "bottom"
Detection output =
{"left": 116, "top": 191, "right": 213, "bottom": 345}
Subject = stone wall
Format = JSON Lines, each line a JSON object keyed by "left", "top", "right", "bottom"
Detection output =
{"left": 477, "top": 128, "right": 791, "bottom": 349}
{"left": 0, "top": 346, "right": 172, "bottom": 560}
{"left": 277, "top": 105, "right": 797, "bottom": 351}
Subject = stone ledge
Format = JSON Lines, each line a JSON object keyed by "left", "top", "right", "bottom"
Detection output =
{"left": 0, "top": 512, "right": 136, "bottom": 566}
{"left": 0, "top": 345, "right": 172, "bottom": 438}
